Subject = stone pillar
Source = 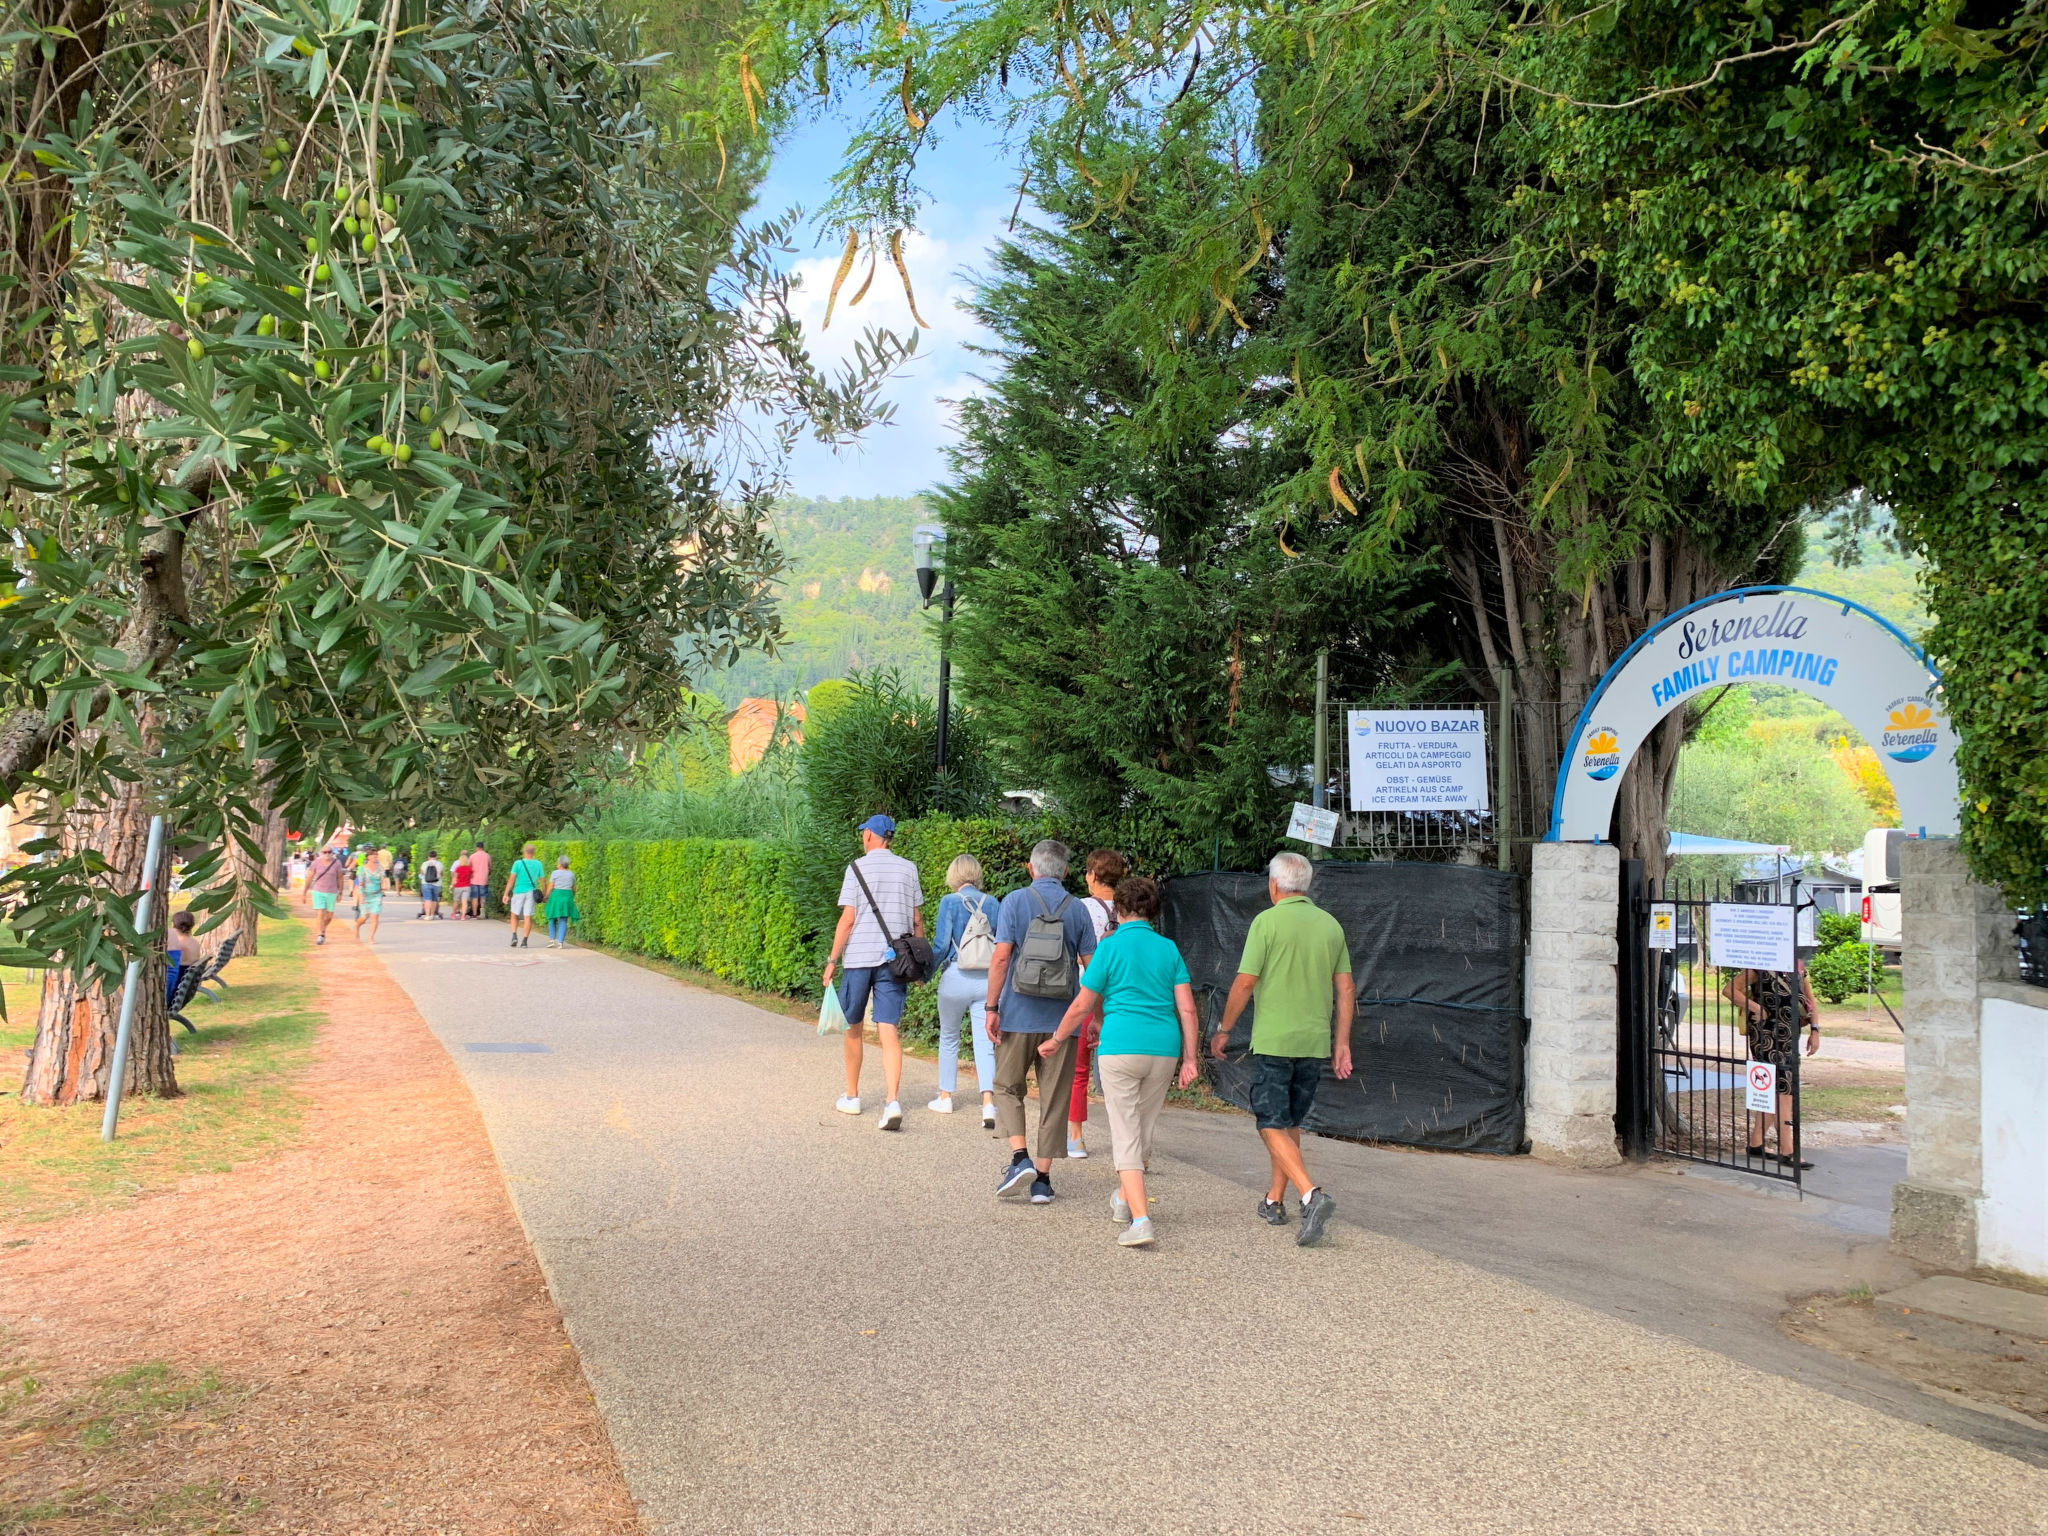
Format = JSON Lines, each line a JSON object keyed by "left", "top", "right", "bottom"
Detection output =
{"left": 1891, "top": 838, "right": 2016, "bottom": 1269}
{"left": 1527, "top": 841, "right": 1621, "bottom": 1167}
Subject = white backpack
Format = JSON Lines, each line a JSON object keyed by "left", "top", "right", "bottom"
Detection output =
{"left": 954, "top": 892, "right": 997, "bottom": 972}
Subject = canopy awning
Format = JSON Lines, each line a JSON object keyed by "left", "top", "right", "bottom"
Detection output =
{"left": 1667, "top": 832, "right": 1792, "bottom": 856}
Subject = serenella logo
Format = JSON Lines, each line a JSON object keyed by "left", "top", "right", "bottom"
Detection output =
{"left": 1582, "top": 727, "right": 1622, "bottom": 781}
{"left": 1880, "top": 696, "right": 1940, "bottom": 763}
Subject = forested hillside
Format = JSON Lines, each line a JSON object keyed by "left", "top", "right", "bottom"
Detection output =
{"left": 705, "top": 497, "right": 941, "bottom": 704}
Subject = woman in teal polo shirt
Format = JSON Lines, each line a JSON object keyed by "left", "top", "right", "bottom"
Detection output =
{"left": 1040, "top": 876, "right": 1198, "bottom": 1247}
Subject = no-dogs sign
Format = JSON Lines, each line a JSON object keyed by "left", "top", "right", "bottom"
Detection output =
{"left": 1745, "top": 1060, "right": 1778, "bottom": 1113}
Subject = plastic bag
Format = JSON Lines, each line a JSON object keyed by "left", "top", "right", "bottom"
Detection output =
{"left": 818, "top": 983, "right": 850, "bottom": 1036}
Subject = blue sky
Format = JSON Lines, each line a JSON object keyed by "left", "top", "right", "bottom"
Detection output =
{"left": 748, "top": 111, "right": 1022, "bottom": 502}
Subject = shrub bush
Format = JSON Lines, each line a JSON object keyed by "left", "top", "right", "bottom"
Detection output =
{"left": 1809, "top": 941, "right": 1878, "bottom": 1004}
{"left": 1817, "top": 911, "right": 1862, "bottom": 952}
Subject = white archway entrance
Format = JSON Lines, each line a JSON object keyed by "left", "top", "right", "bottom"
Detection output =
{"left": 1546, "top": 585, "right": 1956, "bottom": 843}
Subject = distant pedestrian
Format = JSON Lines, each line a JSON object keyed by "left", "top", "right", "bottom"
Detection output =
{"left": 391, "top": 849, "right": 409, "bottom": 890}
{"left": 503, "top": 842, "right": 546, "bottom": 948}
{"left": 1210, "top": 851, "right": 1354, "bottom": 1247}
{"left": 986, "top": 838, "right": 1098, "bottom": 1204}
{"left": 306, "top": 843, "right": 347, "bottom": 945}
{"left": 418, "top": 850, "right": 444, "bottom": 919}
{"left": 165, "top": 910, "right": 196, "bottom": 1005}
{"left": 1041, "top": 876, "right": 1197, "bottom": 1247}
{"left": 928, "top": 853, "right": 1001, "bottom": 1129}
{"left": 544, "top": 856, "right": 580, "bottom": 947}
{"left": 822, "top": 814, "right": 925, "bottom": 1131}
{"left": 450, "top": 852, "right": 473, "bottom": 918}
{"left": 1065, "top": 848, "right": 1126, "bottom": 1159}
{"left": 467, "top": 843, "right": 492, "bottom": 920}
{"left": 352, "top": 848, "right": 386, "bottom": 943}
{"left": 1726, "top": 962, "right": 1820, "bottom": 1169}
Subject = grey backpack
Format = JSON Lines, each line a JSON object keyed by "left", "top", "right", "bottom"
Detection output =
{"left": 1012, "top": 891, "right": 1076, "bottom": 999}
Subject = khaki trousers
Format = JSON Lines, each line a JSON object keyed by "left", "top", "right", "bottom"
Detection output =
{"left": 994, "top": 1029, "right": 1078, "bottom": 1160}
{"left": 1097, "top": 1053, "right": 1176, "bottom": 1172}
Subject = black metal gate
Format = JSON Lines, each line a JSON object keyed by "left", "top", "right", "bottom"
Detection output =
{"left": 1618, "top": 862, "right": 1805, "bottom": 1189}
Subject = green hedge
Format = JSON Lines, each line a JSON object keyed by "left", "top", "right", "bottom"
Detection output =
{"left": 524, "top": 818, "right": 1043, "bottom": 1025}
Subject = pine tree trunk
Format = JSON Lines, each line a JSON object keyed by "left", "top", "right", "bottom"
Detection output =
{"left": 229, "top": 773, "right": 285, "bottom": 956}
{"left": 20, "top": 773, "right": 177, "bottom": 1105}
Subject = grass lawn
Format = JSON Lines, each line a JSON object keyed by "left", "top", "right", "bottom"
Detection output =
{"left": 1803, "top": 1080, "right": 1907, "bottom": 1124}
{"left": 0, "top": 917, "right": 319, "bottom": 1227}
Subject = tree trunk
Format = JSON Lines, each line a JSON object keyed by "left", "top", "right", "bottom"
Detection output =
{"left": 20, "top": 774, "right": 177, "bottom": 1105}
{"left": 229, "top": 771, "right": 286, "bottom": 956}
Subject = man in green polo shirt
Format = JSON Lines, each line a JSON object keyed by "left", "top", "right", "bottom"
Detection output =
{"left": 1211, "top": 850, "right": 1354, "bottom": 1246}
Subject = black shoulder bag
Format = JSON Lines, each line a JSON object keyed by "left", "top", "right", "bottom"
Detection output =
{"left": 849, "top": 861, "right": 934, "bottom": 984}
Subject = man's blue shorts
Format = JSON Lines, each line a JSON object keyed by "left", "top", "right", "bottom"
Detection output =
{"left": 838, "top": 965, "right": 907, "bottom": 1027}
{"left": 1250, "top": 1053, "right": 1323, "bottom": 1131}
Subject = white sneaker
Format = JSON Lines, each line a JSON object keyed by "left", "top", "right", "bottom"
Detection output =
{"left": 1110, "top": 1192, "right": 1131, "bottom": 1224}
{"left": 878, "top": 1101, "right": 903, "bottom": 1131}
{"left": 981, "top": 1103, "right": 997, "bottom": 1131}
{"left": 835, "top": 1095, "right": 861, "bottom": 1116}
{"left": 1067, "top": 1135, "right": 1089, "bottom": 1159}
{"left": 1118, "top": 1217, "right": 1156, "bottom": 1247}
{"left": 927, "top": 1095, "right": 954, "bottom": 1114}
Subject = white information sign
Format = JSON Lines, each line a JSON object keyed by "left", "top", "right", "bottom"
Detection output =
{"left": 1745, "top": 1060, "right": 1778, "bottom": 1113}
{"left": 1709, "top": 903, "right": 1796, "bottom": 972}
{"left": 1647, "top": 904, "right": 1677, "bottom": 951}
{"left": 1287, "top": 802, "right": 1340, "bottom": 848}
{"left": 1552, "top": 587, "right": 1957, "bottom": 842}
{"left": 1346, "top": 710, "right": 1490, "bottom": 813}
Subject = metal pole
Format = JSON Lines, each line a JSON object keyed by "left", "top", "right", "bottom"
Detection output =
{"left": 101, "top": 813, "right": 166, "bottom": 1142}
{"left": 1496, "top": 667, "right": 1515, "bottom": 872}
{"left": 935, "top": 580, "right": 953, "bottom": 776}
{"left": 1311, "top": 649, "right": 1329, "bottom": 861}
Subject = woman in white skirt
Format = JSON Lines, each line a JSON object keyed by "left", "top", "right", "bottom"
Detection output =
{"left": 928, "top": 854, "right": 1002, "bottom": 1129}
{"left": 1039, "top": 877, "right": 1198, "bottom": 1246}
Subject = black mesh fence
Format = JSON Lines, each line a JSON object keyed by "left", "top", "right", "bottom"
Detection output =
{"left": 1161, "top": 865, "right": 1526, "bottom": 1154}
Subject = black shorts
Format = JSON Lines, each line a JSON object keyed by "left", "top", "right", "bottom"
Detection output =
{"left": 1250, "top": 1054, "right": 1324, "bottom": 1131}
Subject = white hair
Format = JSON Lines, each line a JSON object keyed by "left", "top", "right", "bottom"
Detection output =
{"left": 1029, "top": 838, "right": 1071, "bottom": 880}
{"left": 1268, "top": 851, "right": 1314, "bottom": 894}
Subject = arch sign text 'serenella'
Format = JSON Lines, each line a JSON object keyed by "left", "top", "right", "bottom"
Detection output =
{"left": 1548, "top": 585, "right": 1958, "bottom": 842}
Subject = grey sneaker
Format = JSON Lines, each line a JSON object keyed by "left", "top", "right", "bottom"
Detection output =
{"left": 1029, "top": 1175, "right": 1054, "bottom": 1204}
{"left": 997, "top": 1157, "right": 1036, "bottom": 1198}
{"left": 1296, "top": 1188, "right": 1336, "bottom": 1247}
{"left": 1118, "top": 1216, "right": 1156, "bottom": 1247}
{"left": 1259, "top": 1196, "right": 1288, "bottom": 1226}
{"left": 1110, "top": 1191, "right": 1131, "bottom": 1224}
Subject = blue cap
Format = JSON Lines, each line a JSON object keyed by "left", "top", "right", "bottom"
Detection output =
{"left": 859, "top": 814, "right": 897, "bottom": 838}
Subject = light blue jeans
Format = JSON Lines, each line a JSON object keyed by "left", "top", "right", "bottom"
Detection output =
{"left": 548, "top": 917, "right": 569, "bottom": 943}
{"left": 936, "top": 963, "right": 994, "bottom": 1096}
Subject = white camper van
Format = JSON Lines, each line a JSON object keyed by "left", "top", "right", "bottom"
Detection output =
{"left": 1861, "top": 827, "right": 1905, "bottom": 959}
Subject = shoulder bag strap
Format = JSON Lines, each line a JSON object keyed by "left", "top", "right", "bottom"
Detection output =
{"left": 848, "top": 861, "right": 900, "bottom": 943}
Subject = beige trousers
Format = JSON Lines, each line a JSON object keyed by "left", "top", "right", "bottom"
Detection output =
{"left": 995, "top": 1030, "right": 1078, "bottom": 1160}
{"left": 1097, "top": 1053, "right": 1176, "bottom": 1173}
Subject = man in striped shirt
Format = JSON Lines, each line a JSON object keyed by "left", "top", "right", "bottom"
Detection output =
{"left": 823, "top": 815, "right": 925, "bottom": 1132}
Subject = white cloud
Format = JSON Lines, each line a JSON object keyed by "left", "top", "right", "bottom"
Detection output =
{"left": 775, "top": 208, "right": 1006, "bottom": 500}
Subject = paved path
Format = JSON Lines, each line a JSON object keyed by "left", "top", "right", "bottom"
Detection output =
{"left": 369, "top": 911, "right": 2048, "bottom": 1535}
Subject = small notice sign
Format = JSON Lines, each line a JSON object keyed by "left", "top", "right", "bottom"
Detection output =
{"left": 1346, "top": 710, "right": 1490, "bottom": 812}
{"left": 1745, "top": 1060, "right": 1778, "bottom": 1113}
{"left": 1708, "top": 903, "right": 1795, "bottom": 972}
{"left": 1287, "top": 802, "right": 1340, "bottom": 848}
{"left": 1647, "top": 904, "right": 1677, "bottom": 951}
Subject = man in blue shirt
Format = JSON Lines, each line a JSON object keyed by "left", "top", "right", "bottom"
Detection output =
{"left": 984, "top": 839, "right": 1098, "bottom": 1202}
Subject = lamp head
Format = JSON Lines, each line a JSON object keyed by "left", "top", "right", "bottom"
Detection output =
{"left": 912, "top": 522, "right": 946, "bottom": 607}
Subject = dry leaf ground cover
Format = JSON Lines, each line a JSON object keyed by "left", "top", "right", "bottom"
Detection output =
{"left": 0, "top": 912, "right": 640, "bottom": 1534}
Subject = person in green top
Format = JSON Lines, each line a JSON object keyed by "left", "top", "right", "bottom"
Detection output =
{"left": 1041, "top": 876, "right": 1199, "bottom": 1248}
{"left": 502, "top": 842, "right": 547, "bottom": 949}
{"left": 1210, "top": 851, "right": 1354, "bottom": 1247}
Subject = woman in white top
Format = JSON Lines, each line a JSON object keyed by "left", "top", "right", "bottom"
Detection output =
{"left": 928, "top": 854, "right": 1002, "bottom": 1130}
{"left": 1066, "top": 848, "right": 1127, "bottom": 1159}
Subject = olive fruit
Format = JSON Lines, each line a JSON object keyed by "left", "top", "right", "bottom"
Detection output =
{"left": 283, "top": 284, "right": 303, "bottom": 298}
{"left": 314, "top": 263, "right": 331, "bottom": 281}
{"left": 381, "top": 193, "right": 397, "bottom": 215}
{"left": 343, "top": 216, "right": 360, "bottom": 236}
{"left": 257, "top": 314, "right": 276, "bottom": 336}
{"left": 360, "top": 232, "right": 377, "bottom": 254}
{"left": 313, "top": 359, "right": 331, "bottom": 380}
{"left": 417, "top": 404, "right": 433, "bottom": 424}
{"left": 394, "top": 442, "right": 412, "bottom": 463}
{"left": 187, "top": 337, "right": 205, "bottom": 359}
{"left": 367, "top": 434, "right": 390, "bottom": 454}
{"left": 428, "top": 429, "right": 444, "bottom": 451}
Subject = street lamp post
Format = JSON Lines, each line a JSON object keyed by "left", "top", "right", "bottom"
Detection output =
{"left": 912, "top": 523, "right": 953, "bottom": 776}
